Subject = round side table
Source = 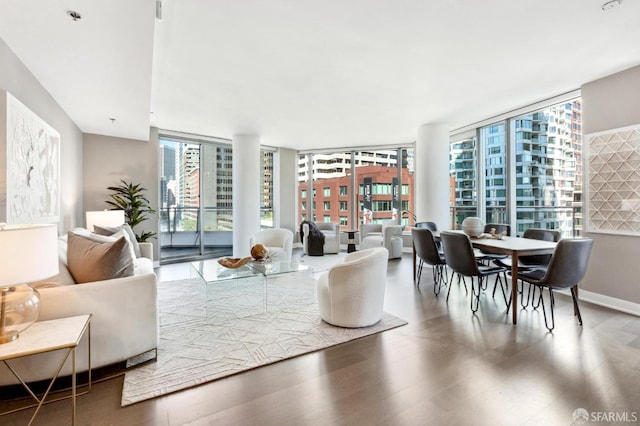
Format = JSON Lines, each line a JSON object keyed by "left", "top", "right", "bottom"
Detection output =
{"left": 343, "top": 230, "right": 358, "bottom": 253}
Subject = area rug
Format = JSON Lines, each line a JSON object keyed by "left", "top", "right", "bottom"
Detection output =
{"left": 296, "top": 252, "right": 347, "bottom": 273}
{"left": 121, "top": 266, "right": 407, "bottom": 406}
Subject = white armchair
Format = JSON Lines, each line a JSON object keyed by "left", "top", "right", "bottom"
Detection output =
{"left": 302, "top": 222, "right": 340, "bottom": 255}
{"left": 316, "top": 247, "right": 389, "bottom": 327}
{"left": 359, "top": 223, "right": 403, "bottom": 259}
{"left": 249, "top": 228, "right": 294, "bottom": 261}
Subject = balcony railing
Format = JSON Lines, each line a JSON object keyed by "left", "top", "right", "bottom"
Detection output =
{"left": 450, "top": 205, "right": 582, "bottom": 237}
{"left": 160, "top": 206, "right": 274, "bottom": 235}
{"left": 159, "top": 206, "right": 273, "bottom": 262}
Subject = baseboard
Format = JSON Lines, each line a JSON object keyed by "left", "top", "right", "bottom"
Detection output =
{"left": 555, "top": 288, "right": 640, "bottom": 317}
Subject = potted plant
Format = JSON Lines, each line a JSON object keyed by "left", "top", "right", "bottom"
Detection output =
{"left": 106, "top": 180, "right": 157, "bottom": 242}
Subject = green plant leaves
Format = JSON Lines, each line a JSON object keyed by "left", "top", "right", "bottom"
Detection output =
{"left": 106, "top": 179, "right": 157, "bottom": 242}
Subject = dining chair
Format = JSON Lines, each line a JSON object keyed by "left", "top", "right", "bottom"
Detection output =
{"left": 476, "top": 223, "right": 511, "bottom": 265}
{"left": 517, "top": 228, "right": 562, "bottom": 269}
{"left": 414, "top": 221, "right": 441, "bottom": 251}
{"left": 495, "top": 228, "right": 561, "bottom": 307}
{"left": 440, "top": 231, "right": 510, "bottom": 313}
{"left": 517, "top": 238, "right": 593, "bottom": 332}
{"left": 414, "top": 221, "right": 438, "bottom": 231}
{"left": 411, "top": 227, "right": 447, "bottom": 295}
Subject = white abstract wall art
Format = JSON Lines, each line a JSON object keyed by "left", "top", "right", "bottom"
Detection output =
{"left": 4, "top": 92, "right": 60, "bottom": 223}
{"left": 586, "top": 124, "right": 640, "bottom": 236}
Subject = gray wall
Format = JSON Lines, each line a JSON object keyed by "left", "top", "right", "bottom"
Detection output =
{"left": 0, "top": 37, "right": 84, "bottom": 233}
{"left": 83, "top": 129, "right": 160, "bottom": 260}
{"left": 582, "top": 65, "right": 640, "bottom": 304}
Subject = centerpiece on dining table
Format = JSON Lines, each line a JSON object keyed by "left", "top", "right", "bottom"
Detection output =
{"left": 461, "top": 217, "right": 506, "bottom": 240}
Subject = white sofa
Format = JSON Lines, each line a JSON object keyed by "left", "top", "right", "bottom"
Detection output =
{"left": 0, "top": 229, "right": 158, "bottom": 386}
{"left": 302, "top": 222, "right": 340, "bottom": 255}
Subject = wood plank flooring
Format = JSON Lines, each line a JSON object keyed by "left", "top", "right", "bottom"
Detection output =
{"left": 2, "top": 252, "right": 639, "bottom": 425}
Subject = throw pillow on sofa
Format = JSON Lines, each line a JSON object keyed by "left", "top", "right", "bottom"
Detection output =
{"left": 67, "top": 232, "right": 135, "bottom": 284}
{"left": 94, "top": 223, "right": 141, "bottom": 257}
{"left": 74, "top": 228, "right": 137, "bottom": 264}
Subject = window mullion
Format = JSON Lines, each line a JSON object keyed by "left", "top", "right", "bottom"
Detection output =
{"left": 476, "top": 128, "right": 486, "bottom": 220}
{"left": 507, "top": 118, "right": 517, "bottom": 234}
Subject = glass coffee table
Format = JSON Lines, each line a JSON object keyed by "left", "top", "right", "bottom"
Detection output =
{"left": 191, "top": 259, "right": 310, "bottom": 282}
{"left": 190, "top": 259, "right": 312, "bottom": 317}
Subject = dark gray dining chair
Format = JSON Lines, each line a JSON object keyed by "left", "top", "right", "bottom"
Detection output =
{"left": 414, "top": 221, "right": 438, "bottom": 232}
{"left": 412, "top": 227, "right": 447, "bottom": 295}
{"left": 518, "top": 238, "right": 593, "bottom": 332}
{"left": 484, "top": 223, "right": 511, "bottom": 237}
{"left": 517, "top": 228, "right": 562, "bottom": 269}
{"left": 495, "top": 228, "right": 562, "bottom": 307}
{"left": 440, "top": 231, "right": 510, "bottom": 313}
{"left": 477, "top": 223, "right": 511, "bottom": 265}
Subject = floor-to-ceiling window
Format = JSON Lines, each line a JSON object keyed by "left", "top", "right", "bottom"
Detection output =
{"left": 513, "top": 100, "right": 582, "bottom": 236}
{"left": 482, "top": 122, "right": 508, "bottom": 224}
{"left": 159, "top": 134, "right": 275, "bottom": 263}
{"left": 260, "top": 149, "right": 274, "bottom": 228}
{"left": 449, "top": 136, "right": 478, "bottom": 228}
{"left": 297, "top": 147, "right": 414, "bottom": 231}
{"left": 159, "top": 136, "right": 233, "bottom": 262}
{"left": 449, "top": 95, "right": 582, "bottom": 237}
{"left": 298, "top": 153, "right": 311, "bottom": 223}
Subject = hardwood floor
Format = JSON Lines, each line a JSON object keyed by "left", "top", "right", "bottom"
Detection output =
{"left": 2, "top": 252, "right": 640, "bottom": 425}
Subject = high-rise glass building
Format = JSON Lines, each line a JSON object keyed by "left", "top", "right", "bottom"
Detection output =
{"left": 450, "top": 99, "right": 582, "bottom": 236}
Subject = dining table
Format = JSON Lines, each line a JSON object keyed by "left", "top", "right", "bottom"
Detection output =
{"left": 413, "top": 230, "right": 557, "bottom": 325}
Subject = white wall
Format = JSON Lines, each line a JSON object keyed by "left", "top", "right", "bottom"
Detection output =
{"left": 83, "top": 129, "right": 159, "bottom": 260}
{"left": 0, "top": 37, "right": 83, "bottom": 233}
{"left": 582, "top": 65, "right": 640, "bottom": 305}
{"left": 275, "top": 147, "right": 298, "bottom": 234}
{"left": 416, "top": 123, "right": 450, "bottom": 228}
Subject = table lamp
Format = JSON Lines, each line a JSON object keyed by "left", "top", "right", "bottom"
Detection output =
{"left": 0, "top": 223, "right": 59, "bottom": 344}
{"left": 85, "top": 210, "right": 125, "bottom": 232}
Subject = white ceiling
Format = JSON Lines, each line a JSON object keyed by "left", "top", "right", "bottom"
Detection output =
{"left": 1, "top": 0, "right": 639, "bottom": 150}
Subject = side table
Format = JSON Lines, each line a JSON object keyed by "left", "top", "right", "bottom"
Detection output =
{"left": 343, "top": 230, "right": 358, "bottom": 253}
{"left": 0, "top": 314, "right": 92, "bottom": 425}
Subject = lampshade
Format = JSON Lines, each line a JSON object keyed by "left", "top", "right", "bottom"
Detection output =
{"left": 85, "top": 210, "right": 125, "bottom": 232}
{"left": 0, "top": 223, "right": 59, "bottom": 343}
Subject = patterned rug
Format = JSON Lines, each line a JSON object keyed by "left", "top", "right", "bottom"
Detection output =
{"left": 121, "top": 263, "right": 407, "bottom": 406}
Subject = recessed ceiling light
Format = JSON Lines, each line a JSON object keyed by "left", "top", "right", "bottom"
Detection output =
{"left": 67, "top": 11, "right": 82, "bottom": 21}
{"left": 601, "top": 0, "right": 622, "bottom": 11}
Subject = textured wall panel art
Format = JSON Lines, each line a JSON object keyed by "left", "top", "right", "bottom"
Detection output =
{"left": 1, "top": 91, "right": 60, "bottom": 223}
{"left": 587, "top": 124, "right": 640, "bottom": 235}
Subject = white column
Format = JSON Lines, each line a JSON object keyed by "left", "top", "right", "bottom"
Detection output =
{"left": 232, "top": 134, "right": 261, "bottom": 257}
{"left": 274, "top": 148, "right": 298, "bottom": 232}
{"left": 415, "top": 123, "right": 450, "bottom": 229}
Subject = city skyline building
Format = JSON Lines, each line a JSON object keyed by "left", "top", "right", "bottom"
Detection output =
{"left": 449, "top": 99, "right": 583, "bottom": 236}
{"left": 297, "top": 150, "right": 414, "bottom": 230}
